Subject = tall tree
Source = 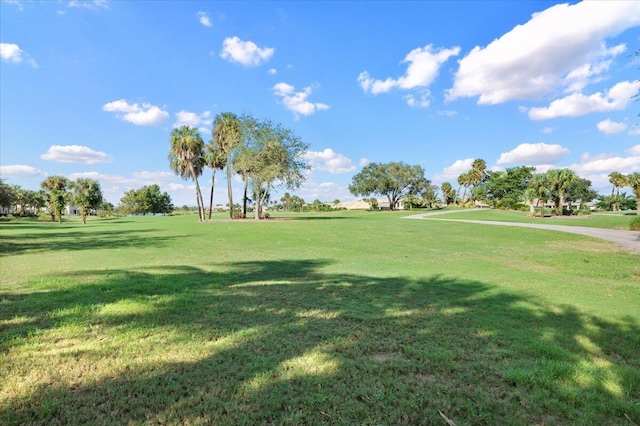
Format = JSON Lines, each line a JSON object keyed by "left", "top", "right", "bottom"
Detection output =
{"left": 213, "top": 113, "right": 243, "bottom": 219}
{"left": 169, "top": 125, "right": 206, "bottom": 221}
{"left": 0, "top": 179, "right": 16, "bottom": 213}
{"left": 41, "top": 175, "right": 70, "bottom": 223}
{"left": 119, "top": 184, "right": 173, "bottom": 215}
{"left": 241, "top": 116, "right": 310, "bottom": 220}
{"left": 71, "top": 178, "right": 103, "bottom": 224}
{"left": 627, "top": 172, "right": 640, "bottom": 215}
{"left": 204, "top": 139, "right": 226, "bottom": 219}
{"left": 523, "top": 188, "right": 537, "bottom": 216}
{"left": 349, "top": 162, "right": 429, "bottom": 210}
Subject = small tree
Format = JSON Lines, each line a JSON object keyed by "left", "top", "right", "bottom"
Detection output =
{"left": 41, "top": 175, "right": 70, "bottom": 222}
{"left": 71, "top": 178, "right": 103, "bottom": 224}
{"left": 169, "top": 126, "right": 206, "bottom": 221}
{"left": 627, "top": 172, "right": 640, "bottom": 215}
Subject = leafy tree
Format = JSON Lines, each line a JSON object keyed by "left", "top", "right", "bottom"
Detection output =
{"left": 421, "top": 184, "right": 440, "bottom": 208}
{"left": 41, "top": 175, "right": 70, "bottom": 222}
{"left": 280, "top": 192, "right": 293, "bottom": 211}
{"left": 204, "top": 138, "right": 226, "bottom": 219}
{"left": 169, "top": 125, "right": 206, "bottom": 221}
{"left": 0, "top": 179, "right": 16, "bottom": 213}
{"left": 290, "top": 195, "right": 305, "bottom": 212}
{"left": 627, "top": 172, "right": 640, "bottom": 215}
{"left": 71, "top": 178, "right": 103, "bottom": 224}
{"left": 481, "top": 166, "right": 535, "bottom": 208}
{"left": 241, "top": 116, "right": 310, "bottom": 220}
{"left": 403, "top": 194, "right": 421, "bottom": 210}
{"left": 565, "top": 177, "right": 597, "bottom": 205}
{"left": 213, "top": 112, "right": 243, "bottom": 219}
{"left": 119, "top": 184, "right": 173, "bottom": 215}
{"left": 349, "top": 162, "right": 429, "bottom": 210}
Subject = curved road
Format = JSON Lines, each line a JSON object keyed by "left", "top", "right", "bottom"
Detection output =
{"left": 404, "top": 209, "right": 640, "bottom": 253}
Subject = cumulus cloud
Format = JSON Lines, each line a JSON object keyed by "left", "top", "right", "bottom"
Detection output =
{"left": 597, "top": 119, "right": 627, "bottom": 135}
{"left": 133, "top": 171, "right": 175, "bottom": 181}
{"left": 220, "top": 36, "right": 274, "bottom": 67}
{"left": 0, "top": 42, "right": 37, "bottom": 67}
{"left": 0, "top": 164, "right": 44, "bottom": 178}
{"left": 629, "top": 128, "right": 640, "bottom": 136}
{"left": 359, "top": 158, "right": 370, "bottom": 167}
{"left": 528, "top": 80, "right": 640, "bottom": 120}
{"left": 404, "top": 91, "right": 432, "bottom": 108}
{"left": 273, "top": 82, "right": 329, "bottom": 118}
{"left": 267, "top": 68, "right": 277, "bottom": 75}
{"left": 173, "top": 110, "right": 211, "bottom": 129}
{"left": 197, "top": 11, "right": 212, "bottom": 27}
{"left": 541, "top": 127, "right": 554, "bottom": 134}
{"left": 568, "top": 152, "right": 640, "bottom": 191}
{"left": 447, "top": 1, "right": 640, "bottom": 104}
{"left": 103, "top": 99, "right": 169, "bottom": 125}
{"left": 497, "top": 143, "right": 569, "bottom": 165}
{"left": 41, "top": 145, "right": 110, "bottom": 164}
{"left": 358, "top": 44, "right": 460, "bottom": 97}
{"left": 303, "top": 149, "right": 356, "bottom": 174}
{"left": 434, "top": 158, "right": 475, "bottom": 181}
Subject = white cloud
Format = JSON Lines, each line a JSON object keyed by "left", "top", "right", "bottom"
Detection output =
{"left": 220, "top": 36, "right": 274, "bottom": 67}
{"left": 359, "top": 158, "right": 370, "bottom": 167}
{"left": 294, "top": 181, "right": 352, "bottom": 202}
{"left": 173, "top": 110, "right": 211, "bottom": 129}
{"left": 40, "top": 145, "right": 110, "bottom": 164}
{"left": 528, "top": 81, "right": 640, "bottom": 120}
{"left": 0, "top": 42, "right": 37, "bottom": 67}
{"left": 102, "top": 99, "right": 169, "bottom": 126}
{"left": 629, "top": 128, "right": 640, "bottom": 136}
{"left": 437, "top": 110, "right": 457, "bottom": 117}
{"left": 541, "top": 127, "right": 554, "bottom": 134}
{"left": 303, "top": 149, "right": 356, "bottom": 174}
{"left": 358, "top": 44, "right": 460, "bottom": 96}
{"left": 434, "top": 158, "right": 474, "bottom": 181}
{"left": 68, "top": 0, "right": 109, "bottom": 10}
{"left": 267, "top": 68, "right": 277, "bottom": 75}
{"left": 404, "top": 91, "right": 432, "bottom": 108}
{"left": 497, "top": 143, "right": 569, "bottom": 165}
{"left": 197, "top": 11, "right": 212, "bottom": 27}
{"left": 597, "top": 118, "right": 627, "bottom": 135}
{"left": 627, "top": 145, "right": 640, "bottom": 155}
{"left": 447, "top": 1, "right": 640, "bottom": 104}
{"left": 133, "top": 171, "right": 175, "bottom": 181}
{"left": 0, "top": 164, "right": 44, "bottom": 178}
{"left": 273, "top": 82, "right": 329, "bottom": 118}
{"left": 570, "top": 152, "right": 640, "bottom": 178}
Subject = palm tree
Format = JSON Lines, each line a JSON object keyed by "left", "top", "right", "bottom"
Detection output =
{"left": 213, "top": 113, "right": 243, "bottom": 219}
{"left": 441, "top": 182, "right": 453, "bottom": 206}
{"left": 458, "top": 172, "right": 472, "bottom": 205}
{"left": 546, "top": 169, "right": 578, "bottom": 215}
{"left": 71, "top": 178, "right": 103, "bottom": 224}
{"left": 169, "top": 125, "right": 206, "bottom": 221}
{"left": 204, "top": 139, "right": 226, "bottom": 219}
{"left": 522, "top": 188, "right": 537, "bottom": 216}
{"left": 530, "top": 174, "right": 550, "bottom": 218}
{"left": 41, "top": 175, "right": 70, "bottom": 223}
{"left": 608, "top": 171, "right": 627, "bottom": 212}
{"left": 627, "top": 172, "right": 640, "bottom": 215}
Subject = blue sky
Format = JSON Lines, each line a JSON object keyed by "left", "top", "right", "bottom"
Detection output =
{"left": 1, "top": 0, "right": 639, "bottom": 206}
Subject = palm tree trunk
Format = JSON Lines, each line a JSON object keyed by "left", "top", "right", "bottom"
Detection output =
{"left": 208, "top": 170, "right": 216, "bottom": 220}
{"left": 242, "top": 174, "right": 248, "bottom": 219}
{"left": 226, "top": 159, "right": 233, "bottom": 219}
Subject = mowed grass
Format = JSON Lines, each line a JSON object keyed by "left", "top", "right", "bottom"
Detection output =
{"left": 1, "top": 211, "right": 639, "bottom": 425}
{"left": 430, "top": 208, "right": 637, "bottom": 230}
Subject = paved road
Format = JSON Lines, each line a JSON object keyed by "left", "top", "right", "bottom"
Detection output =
{"left": 404, "top": 209, "right": 640, "bottom": 253}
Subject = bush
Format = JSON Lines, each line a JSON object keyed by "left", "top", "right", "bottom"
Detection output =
{"left": 630, "top": 216, "right": 640, "bottom": 231}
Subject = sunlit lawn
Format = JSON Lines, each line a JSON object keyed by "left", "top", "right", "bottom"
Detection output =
{"left": 1, "top": 211, "right": 639, "bottom": 425}
{"left": 430, "top": 208, "right": 637, "bottom": 230}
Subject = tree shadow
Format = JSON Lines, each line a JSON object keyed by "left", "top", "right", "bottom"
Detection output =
{"left": 1, "top": 260, "right": 638, "bottom": 424}
{"left": 0, "top": 228, "right": 174, "bottom": 257}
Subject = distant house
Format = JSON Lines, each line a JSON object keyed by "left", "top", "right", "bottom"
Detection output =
{"left": 336, "top": 199, "right": 406, "bottom": 210}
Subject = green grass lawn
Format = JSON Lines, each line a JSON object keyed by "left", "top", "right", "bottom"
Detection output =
{"left": 1, "top": 212, "right": 639, "bottom": 425}
{"left": 423, "top": 208, "right": 637, "bottom": 230}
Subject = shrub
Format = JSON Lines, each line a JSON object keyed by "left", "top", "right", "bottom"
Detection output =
{"left": 630, "top": 216, "right": 640, "bottom": 231}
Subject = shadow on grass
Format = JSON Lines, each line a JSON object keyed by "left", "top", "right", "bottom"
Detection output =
{"left": 0, "top": 228, "right": 173, "bottom": 257}
{"left": 1, "top": 260, "right": 639, "bottom": 425}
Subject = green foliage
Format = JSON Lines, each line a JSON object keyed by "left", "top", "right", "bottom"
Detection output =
{"left": 0, "top": 178, "right": 17, "bottom": 211}
{"left": 119, "top": 184, "right": 173, "bottom": 215}
{"left": 481, "top": 166, "right": 536, "bottom": 208}
{"left": 169, "top": 125, "right": 206, "bottom": 221}
{"left": 213, "top": 112, "right": 243, "bottom": 219}
{"left": 40, "top": 175, "right": 70, "bottom": 222}
{"left": 349, "top": 161, "right": 429, "bottom": 210}
{"left": 630, "top": 216, "right": 640, "bottom": 231}
{"left": 71, "top": 178, "right": 103, "bottom": 224}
